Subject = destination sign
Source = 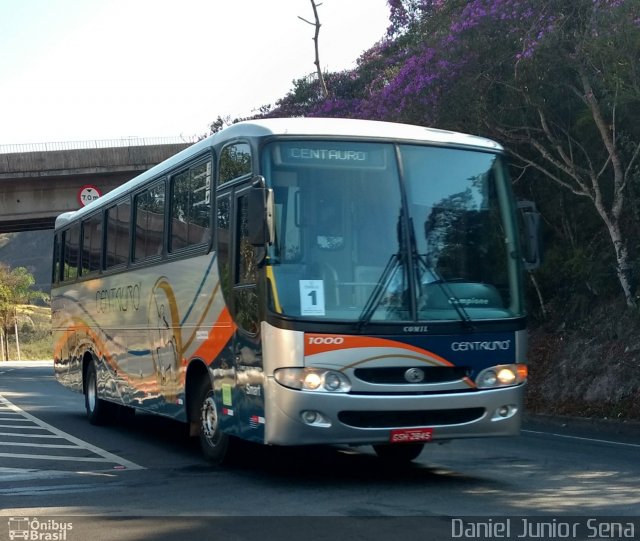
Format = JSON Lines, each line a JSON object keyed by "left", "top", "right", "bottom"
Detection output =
{"left": 289, "top": 147, "right": 367, "bottom": 162}
{"left": 273, "top": 142, "right": 388, "bottom": 169}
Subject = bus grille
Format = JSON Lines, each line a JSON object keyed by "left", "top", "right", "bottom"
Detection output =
{"left": 354, "top": 366, "right": 470, "bottom": 385}
{"left": 337, "top": 408, "right": 485, "bottom": 428}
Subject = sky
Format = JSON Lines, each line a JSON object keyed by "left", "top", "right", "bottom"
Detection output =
{"left": 0, "top": 0, "right": 390, "bottom": 145}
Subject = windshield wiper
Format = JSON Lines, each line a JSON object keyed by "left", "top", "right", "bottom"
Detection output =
{"left": 357, "top": 253, "right": 402, "bottom": 330}
{"left": 411, "top": 218, "right": 474, "bottom": 329}
{"left": 416, "top": 256, "right": 475, "bottom": 330}
{"left": 356, "top": 214, "right": 476, "bottom": 330}
{"left": 357, "top": 212, "right": 408, "bottom": 330}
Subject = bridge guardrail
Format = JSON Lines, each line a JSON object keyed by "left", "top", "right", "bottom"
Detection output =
{"left": 0, "top": 136, "right": 199, "bottom": 155}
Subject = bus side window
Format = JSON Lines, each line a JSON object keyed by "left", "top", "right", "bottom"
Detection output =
{"left": 170, "top": 162, "right": 212, "bottom": 252}
{"left": 219, "top": 143, "right": 251, "bottom": 186}
{"left": 134, "top": 182, "right": 166, "bottom": 261}
{"left": 105, "top": 200, "right": 131, "bottom": 269}
{"left": 80, "top": 214, "right": 103, "bottom": 276}
{"left": 63, "top": 224, "right": 80, "bottom": 281}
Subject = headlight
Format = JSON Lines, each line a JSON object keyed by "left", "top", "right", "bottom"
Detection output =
{"left": 274, "top": 368, "right": 351, "bottom": 393}
{"left": 475, "top": 364, "right": 527, "bottom": 389}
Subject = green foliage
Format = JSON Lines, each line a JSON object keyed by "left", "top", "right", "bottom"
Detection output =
{"left": 0, "top": 264, "right": 49, "bottom": 360}
{"left": 249, "top": 0, "right": 640, "bottom": 316}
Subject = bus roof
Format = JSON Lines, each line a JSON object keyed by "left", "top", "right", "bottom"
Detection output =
{"left": 55, "top": 117, "right": 503, "bottom": 230}
{"left": 218, "top": 117, "right": 503, "bottom": 150}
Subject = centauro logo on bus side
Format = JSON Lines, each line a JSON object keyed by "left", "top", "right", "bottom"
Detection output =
{"left": 95, "top": 283, "right": 142, "bottom": 313}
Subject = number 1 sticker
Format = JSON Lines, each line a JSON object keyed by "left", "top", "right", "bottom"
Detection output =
{"left": 300, "top": 280, "right": 325, "bottom": 316}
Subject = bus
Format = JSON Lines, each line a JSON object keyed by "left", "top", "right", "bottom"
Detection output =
{"left": 52, "top": 118, "right": 540, "bottom": 464}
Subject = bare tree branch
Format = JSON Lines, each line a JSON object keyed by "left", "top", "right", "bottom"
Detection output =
{"left": 505, "top": 146, "right": 592, "bottom": 199}
{"left": 300, "top": 0, "right": 329, "bottom": 99}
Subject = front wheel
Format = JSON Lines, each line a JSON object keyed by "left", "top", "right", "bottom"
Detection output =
{"left": 372, "top": 443, "right": 424, "bottom": 463}
{"left": 195, "top": 378, "right": 231, "bottom": 465}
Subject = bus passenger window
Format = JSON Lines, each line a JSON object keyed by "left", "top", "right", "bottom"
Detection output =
{"left": 219, "top": 143, "right": 251, "bottom": 186}
{"left": 63, "top": 224, "right": 80, "bottom": 281}
{"left": 170, "top": 162, "right": 212, "bottom": 251}
{"left": 134, "top": 183, "right": 165, "bottom": 261}
{"left": 105, "top": 201, "right": 131, "bottom": 268}
{"left": 80, "top": 214, "right": 103, "bottom": 276}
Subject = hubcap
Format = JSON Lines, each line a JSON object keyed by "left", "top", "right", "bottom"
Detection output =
{"left": 201, "top": 395, "right": 219, "bottom": 445}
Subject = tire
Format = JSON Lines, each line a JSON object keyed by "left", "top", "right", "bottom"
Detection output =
{"left": 195, "top": 378, "right": 231, "bottom": 465}
{"left": 84, "top": 361, "right": 116, "bottom": 425}
{"left": 373, "top": 443, "right": 424, "bottom": 463}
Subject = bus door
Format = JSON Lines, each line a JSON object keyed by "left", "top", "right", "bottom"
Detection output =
{"left": 215, "top": 182, "right": 265, "bottom": 442}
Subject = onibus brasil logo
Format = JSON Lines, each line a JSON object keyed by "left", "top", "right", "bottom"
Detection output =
{"left": 8, "top": 518, "right": 73, "bottom": 540}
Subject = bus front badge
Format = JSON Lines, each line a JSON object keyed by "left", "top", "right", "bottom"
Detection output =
{"left": 404, "top": 368, "right": 425, "bottom": 383}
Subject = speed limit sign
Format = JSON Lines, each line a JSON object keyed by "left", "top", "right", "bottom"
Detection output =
{"left": 77, "top": 185, "right": 102, "bottom": 207}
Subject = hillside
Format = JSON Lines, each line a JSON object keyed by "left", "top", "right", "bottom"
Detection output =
{"left": 0, "top": 231, "right": 53, "bottom": 291}
{"left": 527, "top": 300, "right": 640, "bottom": 421}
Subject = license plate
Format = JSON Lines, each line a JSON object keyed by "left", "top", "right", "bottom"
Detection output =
{"left": 389, "top": 428, "right": 434, "bottom": 443}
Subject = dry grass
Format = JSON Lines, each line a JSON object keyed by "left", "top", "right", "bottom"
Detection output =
{"left": 3, "top": 304, "right": 52, "bottom": 361}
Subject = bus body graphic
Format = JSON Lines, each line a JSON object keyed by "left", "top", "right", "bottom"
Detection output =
{"left": 52, "top": 118, "right": 536, "bottom": 463}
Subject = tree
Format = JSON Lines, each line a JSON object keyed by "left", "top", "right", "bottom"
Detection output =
{"left": 0, "top": 264, "right": 48, "bottom": 361}
{"left": 271, "top": 0, "right": 640, "bottom": 310}
{"left": 452, "top": 0, "right": 640, "bottom": 308}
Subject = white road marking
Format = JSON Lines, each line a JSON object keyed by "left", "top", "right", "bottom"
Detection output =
{"left": 0, "top": 441, "right": 78, "bottom": 449}
{"left": 0, "top": 394, "right": 144, "bottom": 470}
{"left": 0, "top": 432, "right": 66, "bottom": 438}
{"left": 0, "top": 452, "right": 113, "bottom": 462}
{"left": 523, "top": 429, "right": 640, "bottom": 449}
{"left": 0, "top": 424, "right": 52, "bottom": 430}
{"left": 0, "top": 467, "right": 82, "bottom": 482}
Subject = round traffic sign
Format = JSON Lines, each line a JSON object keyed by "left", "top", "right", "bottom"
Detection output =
{"left": 78, "top": 185, "right": 102, "bottom": 207}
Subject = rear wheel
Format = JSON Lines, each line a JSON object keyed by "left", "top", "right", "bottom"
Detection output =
{"left": 84, "top": 361, "right": 116, "bottom": 425}
{"left": 372, "top": 443, "right": 424, "bottom": 463}
{"left": 195, "top": 378, "right": 231, "bottom": 465}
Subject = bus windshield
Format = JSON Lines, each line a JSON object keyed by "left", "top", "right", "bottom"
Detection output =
{"left": 261, "top": 140, "right": 523, "bottom": 323}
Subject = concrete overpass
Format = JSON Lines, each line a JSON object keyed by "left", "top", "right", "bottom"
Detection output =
{"left": 0, "top": 137, "right": 195, "bottom": 233}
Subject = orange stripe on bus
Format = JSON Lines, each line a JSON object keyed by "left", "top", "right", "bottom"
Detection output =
{"left": 304, "top": 334, "right": 453, "bottom": 366}
{"left": 191, "top": 307, "right": 237, "bottom": 366}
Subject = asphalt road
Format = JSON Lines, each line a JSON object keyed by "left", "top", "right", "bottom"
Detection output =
{"left": 0, "top": 361, "right": 639, "bottom": 541}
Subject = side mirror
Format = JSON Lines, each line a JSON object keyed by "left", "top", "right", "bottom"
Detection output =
{"left": 247, "top": 176, "right": 274, "bottom": 246}
{"left": 518, "top": 200, "right": 542, "bottom": 270}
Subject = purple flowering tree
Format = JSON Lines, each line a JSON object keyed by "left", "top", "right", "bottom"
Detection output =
{"left": 248, "top": 0, "right": 640, "bottom": 308}
{"left": 432, "top": 0, "right": 640, "bottom": 308}
{"left": 268, "top": 0, "right": 640, "bottom": 308}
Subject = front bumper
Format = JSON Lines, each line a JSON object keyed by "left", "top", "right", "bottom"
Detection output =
{"left": 264, "top": 380, "right": 524, "bottom": 446}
